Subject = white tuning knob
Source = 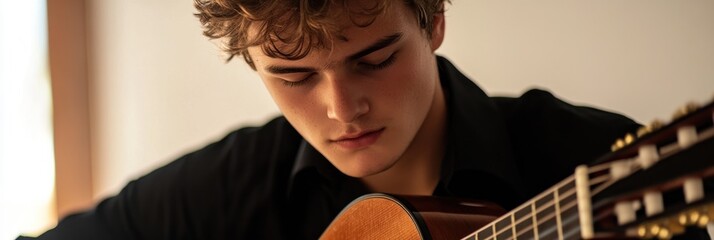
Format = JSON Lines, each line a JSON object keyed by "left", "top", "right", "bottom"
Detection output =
{"left": 611, "top": 160, "right": 638, "bottom": 224}
{"left": 610, "top": 160, "right": 632, "bottom": 179}
{"left": 637, "top": 145, "right": 664, "bottom": 216}
{"left": 637, "top": 145, "right": 659, "bottom": 168}
{"left": 643, "top": 191, "right": 664, "bottom": 216}
{"left": 678, "top": 126, "right": 705, "bottom": 203}
{"left": 677, "top": 126, "right": 697, "bottom": 147}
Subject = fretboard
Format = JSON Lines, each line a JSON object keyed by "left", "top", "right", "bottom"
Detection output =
{"left": 462, "top": 174, "right": 586, "bottom": 240}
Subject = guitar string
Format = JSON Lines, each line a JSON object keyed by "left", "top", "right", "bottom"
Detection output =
{"left": 474, "top": 163, "right": 615, "bottom": 239}
{"left": 469, "top": 175, "right": 576, "bottom": 238}
{"left": 481, "top": 152, "right": 688, "bottom": 239}
{"left": 472, "top": 180, "right": 577, "bottom": 239}
{"left": 498, "top": 169, "right": 621, "bottom": 239}
{"left": 478, "top": 199, "right": 580, "bottom": 240}
{"left": 513, "top": 198, "right": 580, "bottom": 240}
{"left": 483, "top": 187, "right": 579, "bottom": 239}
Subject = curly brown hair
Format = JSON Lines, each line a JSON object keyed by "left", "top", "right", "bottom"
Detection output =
{"left": 194, "top": 0, "right": 449, "bottom": 69}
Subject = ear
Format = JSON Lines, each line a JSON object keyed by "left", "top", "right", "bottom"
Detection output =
{"left": 430, "top": 11, "right": 445, "bottom": 51}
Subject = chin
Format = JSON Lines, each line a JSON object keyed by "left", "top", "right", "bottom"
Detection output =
{"left": 341, "top": 167, "right": 383, "bottom": 178}
{"left": 335, "top": 154, "right": 397, "bottom": 178}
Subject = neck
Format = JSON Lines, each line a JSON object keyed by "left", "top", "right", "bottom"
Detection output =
{"left": 360, "top": 79, "right": 447, "bottom": 195}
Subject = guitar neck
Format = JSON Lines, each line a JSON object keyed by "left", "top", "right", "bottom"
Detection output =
{"left": 463, "top": 173, "right": 584, "bottom": 240}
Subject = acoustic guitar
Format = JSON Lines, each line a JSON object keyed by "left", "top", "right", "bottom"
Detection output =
{"left": 321, "top": 99, "right": 714, "bottom": 239}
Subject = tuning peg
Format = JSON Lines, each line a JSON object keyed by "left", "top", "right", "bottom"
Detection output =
{"left": 698, "top": 214, "right": 710, "bottom": 228}
{"left": 611, "top": 119, "right": 669, "bottom": 151}
{"left": 634, "top": 119, "right": 666, "bottom": 140}
{"left": 677, "top": 207, "right": 713, "bottom": 228}
{"left": 637, "top": 218, "right": 685, "bottom": 240}
{"left": 637, "top": 224, "right": 655, "bottom": 239}
{"left": 679, "top": 210, "right": 703, "bottom": 226}
{"left": 657, "top": 227, "right": 672, "bottom": 240}
{"left": 611, "top": 160, "right": 638, "bottom": 225}
{"left": 664, "top": 218, "right": 686, "bottom": 237}
{"left": 698, "top": 206, "right": 713, "bottom": 228}
{"left": 611, "top": 138, "right": 626, "bottom": 151}
{"left": 636, "top": 126, "right": 651, "bottom": 137}
{"left": 636, "top": 223, "right": 672, "bottom": 240}
{"left": 610, "top": 133, "right": 638, "bottom": 152}
{"left": 624, "top": 133, "right": 635, "bottom": 144}
{"left": 636, "top": 145, "right": 665, "bottom": 219}
{"left": 672, "top": 101, "right": 701, "bottom": 120}
{"left": 649, "top": 119, "right": 665, "bottom": 131}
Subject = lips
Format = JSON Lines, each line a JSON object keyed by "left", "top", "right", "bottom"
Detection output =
{"left": 332, "top": 128, "right": 385, "bottom": 149}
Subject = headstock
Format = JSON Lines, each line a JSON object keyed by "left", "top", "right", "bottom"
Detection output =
{"left": 578, "top": 99, "right": 714, "bottom": 239}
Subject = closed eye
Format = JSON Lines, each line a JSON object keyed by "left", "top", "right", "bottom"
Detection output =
{"left": 281, "top": 73, "right": 315, "bottom": 87}
{"left": 359, "top": 51, "right": 398, "bottom": 71}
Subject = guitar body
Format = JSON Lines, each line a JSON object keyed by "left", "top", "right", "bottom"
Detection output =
{"left": 320, "top": 194, "right": 505, "bottom": 240}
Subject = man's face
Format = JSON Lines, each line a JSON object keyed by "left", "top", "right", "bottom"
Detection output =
{"left": 248, "top": 2, "right": 445, "bottom": 178}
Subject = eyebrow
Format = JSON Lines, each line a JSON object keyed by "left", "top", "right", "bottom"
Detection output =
{"left": 346, "top": 32, "right": 403, "bottom": 61}
{"left": 266, "top": 66, "right": 316, "bottom": 74}
{"left": 264, "top": 32, "right": 403, "bottom": 74}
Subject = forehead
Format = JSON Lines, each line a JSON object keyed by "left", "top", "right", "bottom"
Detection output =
{"left": 246, "top": 1, "right": 417, "bottom": 62}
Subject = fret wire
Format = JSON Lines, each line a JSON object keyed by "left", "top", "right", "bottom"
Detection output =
{"left": 508, "top": 201, "right": 577, "bottom": 239}
{"left": 469, "top": 197, "right": 581, "bottom": 240}
{"left": 512, "top": 200, "right": 580, "bottom": 240}
{"left": 469, "top": 176, "right": 576, "bottom": 239}
{"left": 486, "top": 187, "right": 580, "bottom": 239}
{"left": 530, "top": 191, "right": 578, "bottom": 230}
{"left": 479, "top": 161, "right": 623, "bottom": 240}
{"left": 491, "top": 188, "right": 578, "bottom": 238}
{"left": 511, "top": 213, "right": 517, "bottom": 240}
{"left": 492, "top": 222, "right": 497, "bottom": 240}
{"left": 491, "top": 212, "right": 517, "bottom": 240}
{"left": 531, "top": 202, "right": 539, "bottom": 240}
{"left": 554, "top": 190, "right": 564, "bottom": 240}
{"left": 510, "top": 187, "right": 577, "bottom": 229}
{"left": 467, "top": 165, "right": 612, "bottom": 239}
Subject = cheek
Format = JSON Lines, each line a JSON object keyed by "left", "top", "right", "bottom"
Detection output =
{"left": 380, "top": 55, "right": 435, "bottom": 107}
{"left": 263, "top": 82, "right": 324, "bottom": 137}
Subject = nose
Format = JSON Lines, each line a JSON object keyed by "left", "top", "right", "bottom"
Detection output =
{"left": 325, "top": 77, "right": 369, "bottom": 123}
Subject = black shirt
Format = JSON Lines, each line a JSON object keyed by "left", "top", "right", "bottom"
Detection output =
{"left": 29, "top": 56, "right": 641, "bottom": 239}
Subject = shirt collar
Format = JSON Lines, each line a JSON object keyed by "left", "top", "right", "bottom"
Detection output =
{"left": 288, "top": 55, "right": 523, "bottom": 197}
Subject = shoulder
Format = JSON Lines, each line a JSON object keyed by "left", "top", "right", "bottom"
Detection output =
{"left": 39, "top": 116, "right": 303, "bottom": 239}
{"left": 173, "top": 116, "right": 302, "bottom": 189}
{"left": 491, "top": 88, "right": 639, "bottom": 136}
{"left": 126, "top": 115, "right": 303, "bottom": 203}
{"left": 213, "top": 116, "right": 301, "bottom": 161}
{"left": 115, "top": 116, "right": 302, "bottom": 238}
{"left": 489, "top": 89, "right": 640, "bottom": 195}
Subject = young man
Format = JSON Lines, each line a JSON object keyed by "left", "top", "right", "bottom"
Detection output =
{"left": 27, "top": 0, "right": 647, "bottom": 239}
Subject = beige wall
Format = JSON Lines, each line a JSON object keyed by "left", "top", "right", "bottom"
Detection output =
{"left": 48, "top": 0, "right": 94, "bottom": 218}
{"left": 86, "top": 0, "right": 279, "bottom": 199}
{"left": 441, "top": 0, "right": 714, "bottom": 122}
{"left": 85, "top": 0, "right": 714, "bottom": 200}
